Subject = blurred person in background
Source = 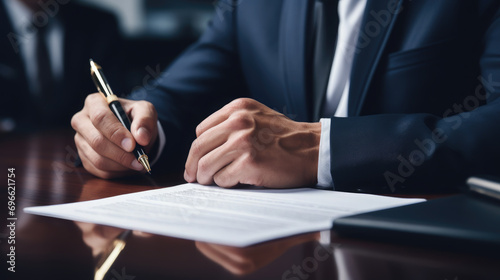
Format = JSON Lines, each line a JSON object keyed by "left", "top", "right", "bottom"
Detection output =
{"left": 0, "top": 0, "right": 124, "bottom": 132}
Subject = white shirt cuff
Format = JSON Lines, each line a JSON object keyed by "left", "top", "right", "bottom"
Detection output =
{"left": 317, "top": 118, "right": 334, "bottom": 189}
{"left": 151, "top": 120, "right": 166, "bottom": 166}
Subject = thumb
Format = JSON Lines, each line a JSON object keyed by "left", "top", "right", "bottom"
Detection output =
{"left": 128, "top": 100, "right": 158, "bottom": 147}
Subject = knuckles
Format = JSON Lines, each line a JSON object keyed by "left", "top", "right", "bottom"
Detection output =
{"left": 84, "top": 93, "right": 102, "bottom": 107}
{"left": 70, "top": 112, "right": 81, "bottom": 131}
{"left": 91, "top": 154, "right": 108, "bottom": 171}
{"left": 230, "top": 131, "right": 254, "bottom": 151}
{"left": 89, "top": 109, "right": 107, "bottom": 126}
{"left": 141, "top": 100, "right": 157, "bottom": 115}
{"left": 227, "top": 111, "right": 254, "bottom": 130}
{"left": 117, "top": 151, "right": 132, "bottom": 167}
{"left": 195, "top": 123, "right": 205, "bottom": 137}
{"left": 213, "top": 173, "right": 231, "bottom": 188}
{"left": 189, "top": 98, "right": 276, "bottom": 188}
{"left": 108, "top": 123, "right": 127, "bottom": 146}
{"left": 75, "top": 94, "right": 146, "bottom": 179}
{"left": 229, "top": 98, "right": 255, "bottom": 110}
{"left": 197, "top": 157, "right": 210, "bottom": 175}
{"left": 240, "top": 150, "right": 258, "bottom": 170}
{"left": 189, "top": 139, "right": 203, "bottom": 158}
{"left": 89, "top": 133, "right": 106, "bottom": 152}
{"left": 196, "top": 98, "right": 261, "bottom": 136}
{"left": 89, "top": 109, "right": 127, "bottom": 147}
{"left": 133, "top": 100, "right": 158, "bottom": 120}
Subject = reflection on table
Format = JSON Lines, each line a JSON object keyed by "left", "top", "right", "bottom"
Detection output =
{"left": 1, "top": 130, "right": 499, "bottom": 280}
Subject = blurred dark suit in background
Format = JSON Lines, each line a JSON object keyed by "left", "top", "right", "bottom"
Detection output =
{"left": 0, "top": 0, "right": 124, "bottom": 132}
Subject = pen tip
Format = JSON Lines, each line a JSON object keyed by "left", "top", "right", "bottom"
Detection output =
{"left": 147, "top": 171, "right": 151, "bottom": 175}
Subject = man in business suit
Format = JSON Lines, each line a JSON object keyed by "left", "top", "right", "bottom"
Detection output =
{"left": 71, "top": 0, "right": 500, "bottom": 193}
{"left": 0, "top": 0, "right": 123, "bottom": 132}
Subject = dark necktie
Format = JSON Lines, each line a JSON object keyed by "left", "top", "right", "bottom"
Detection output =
{"left": 312, "top": 0, "right": 339, "bottom": 121}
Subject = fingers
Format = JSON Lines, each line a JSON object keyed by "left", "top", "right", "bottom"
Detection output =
{"left": 132, "top": 231, "right": 153, "bottom": 238}
{"left": 75, "top": 133, "right": 142, "bottom": 179}
{"left": 213, "top": 156, "right": 252, "bottom": 188}
{"left": 184, "top": 122, "right": 237, "bottom": 183}
{"left": 71, "top": 93, "right": 159, "bottom": 179}
{"left": 185, "top": 99, "right": 260, "bottom": 185}
{"left": 75, "top": 132, "right": 142, "bottom": 172}
{"left": 73, "top": 111, "right": 142, "bottom": 169}
{"left": 194, "top": 143, "right": 240, "bottom": 185}
{"left": 185, "top": 112, "right": 256, "bottom": 184}
{"left": 76, "top": 145, "right": 130, "bottom": 179}
{"left": 185, "top": 138, "right": 254, "bottom": 188}
{"left": 195, "top": 98, "right": 257, "bottom": 137}
{"left": 85, "top": 93, "right": 135, "bottom": 152}
{"left": 129, "top": 100, "right": 158, "bottom": 147}
{"left": 195, "top": 242, "right": 253, "bottom": 276}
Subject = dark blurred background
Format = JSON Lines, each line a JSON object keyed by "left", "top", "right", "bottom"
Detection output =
{"left": 78, "top": 0, "right": 214, "bottom": 95}
{"left": 0, "top": 0, "right": 214, "bottom": 132}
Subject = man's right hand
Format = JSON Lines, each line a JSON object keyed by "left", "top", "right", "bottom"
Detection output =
{"left": 71, "top": 93, "right": 159, "bottom": 179}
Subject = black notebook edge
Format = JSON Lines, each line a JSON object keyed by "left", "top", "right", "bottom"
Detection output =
{"left": 333, "top": 194, "right": 500, "bottom": 256}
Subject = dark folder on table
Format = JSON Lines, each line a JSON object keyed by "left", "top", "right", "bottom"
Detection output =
{"left": 333, "top": 193, "right": 500, "bottom": 254}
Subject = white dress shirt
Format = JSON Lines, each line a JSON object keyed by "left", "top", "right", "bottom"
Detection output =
{"left": 154, "top": 0, "right": 368, "bottom": 188}
{"left": 317, "top": 0, "right": 367, "bottom": 189}
{"left": 3, "top": 0, "right": 64, "bottom": 95}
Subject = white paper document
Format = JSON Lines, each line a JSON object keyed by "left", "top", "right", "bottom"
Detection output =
{"left": 24, "top": 183, "right": 424, "bottom": 247}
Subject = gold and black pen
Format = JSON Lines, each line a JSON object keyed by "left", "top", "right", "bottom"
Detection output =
{"left": 94, "top": 230, "right": 131, "bottom": 280}
{"left": 89, "top": 59, "right": 151, "bottom": 174}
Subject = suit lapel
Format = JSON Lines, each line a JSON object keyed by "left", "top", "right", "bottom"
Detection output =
{"left": 279, "top": 0, "right": 313, "bottom": 122}
{"left": 348, "top": 0, "right": 403, "bottom": 116}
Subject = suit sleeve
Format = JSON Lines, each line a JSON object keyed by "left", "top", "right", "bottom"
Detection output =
{"left": 128, "top": 0, "right": 245, "bottom": 172}
{"left": 330, "top": 7, "right": 500, "bottom": 194}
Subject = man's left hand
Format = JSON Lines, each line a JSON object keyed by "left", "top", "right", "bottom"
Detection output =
{"left": 184, "top": 98, "right": 321, "bottom": 188}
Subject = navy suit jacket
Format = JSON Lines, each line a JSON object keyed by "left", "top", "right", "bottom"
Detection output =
{"left": 130, "top": 0, "right": 500, "bottom": 193}
{"left": 0, "top": 2, "right": 123, "bottom": 130}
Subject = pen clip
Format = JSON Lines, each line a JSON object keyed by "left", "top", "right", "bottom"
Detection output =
{"left": 90, "top": 59, "right": 117, "bottom": 103}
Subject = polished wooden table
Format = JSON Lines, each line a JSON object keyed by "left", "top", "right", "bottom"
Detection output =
{"left": 1, "top": 130, "right": 499, "bottom": 280}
